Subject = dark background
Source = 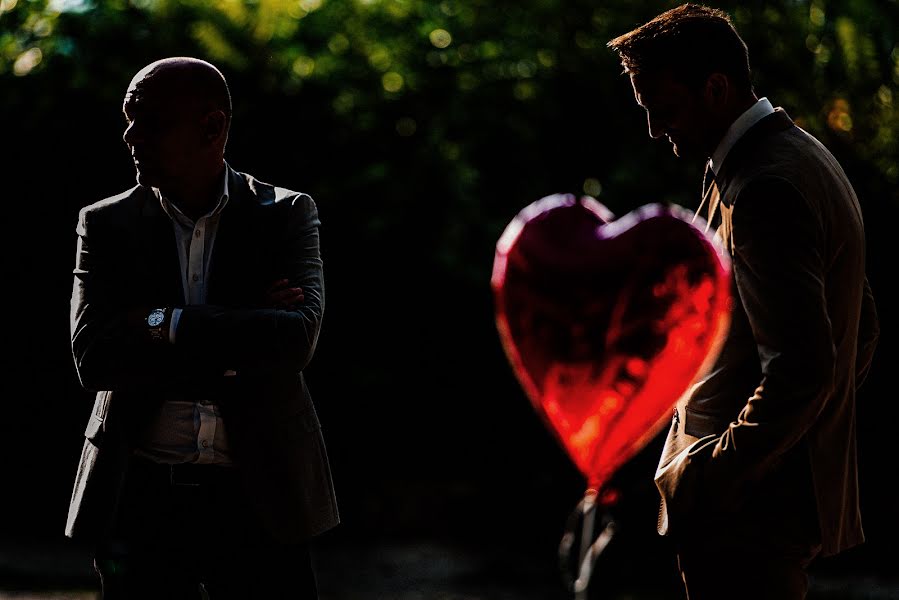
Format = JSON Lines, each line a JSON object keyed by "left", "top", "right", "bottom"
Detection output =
{"left": 1, "top": 0, "right": 896, "bottom": 597}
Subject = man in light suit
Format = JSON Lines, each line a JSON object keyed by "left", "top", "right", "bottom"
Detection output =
{"left": 66, "top": 56, "right": 338, "bottom": 598}
{"left": 608, "top": 5, "right": 879, "bottom": 599}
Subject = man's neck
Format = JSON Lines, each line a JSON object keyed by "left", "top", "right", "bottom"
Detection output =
{"left": 161, "top": 162, "right": 225, "bottom": 221}
{"left": 708, "top": 95, "right": 773, "bottom": 175}
{"left": 713, "top": 94, "right": 760, "bottom": 149}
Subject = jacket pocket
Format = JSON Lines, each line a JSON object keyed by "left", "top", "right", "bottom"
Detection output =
{"left": 84, "top": 414, "right": 104, "bottom": 442}
{"left": 684, "top": 405, "right": 731, "bottom": 438}
{"left": 84, "top": 391, "right": 110, "bottom": 442}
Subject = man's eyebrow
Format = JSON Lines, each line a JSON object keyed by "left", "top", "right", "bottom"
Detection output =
{"left": 123, "top": 89, "right": 144, "bottom": 104}
{"left": 122, "top": 93, "right": 146, "bottom": 114}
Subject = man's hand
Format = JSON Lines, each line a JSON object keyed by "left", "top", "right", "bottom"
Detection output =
{"left": 126, "top": 307, "right": 149, "bottom": 331}
{"left": 265, "top": 278, "right": 304, "bottom": 309}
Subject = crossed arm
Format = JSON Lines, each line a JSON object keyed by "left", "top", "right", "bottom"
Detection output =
{"left": 71, "top": 193, "right": 324, "bottom": 393}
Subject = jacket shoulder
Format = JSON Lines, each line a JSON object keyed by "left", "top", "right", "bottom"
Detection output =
{"left": 235, "top": 170, "right": 315, "bottom": 209}
{"left": 78, "top": 185, "right": 146, "bottom": 221}
{"left": 723, "top": 123, "right": 843, "bottom": 198}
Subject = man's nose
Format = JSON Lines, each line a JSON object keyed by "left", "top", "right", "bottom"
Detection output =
{"left": 123, "top": 121, "right": 141, "bottom": 145}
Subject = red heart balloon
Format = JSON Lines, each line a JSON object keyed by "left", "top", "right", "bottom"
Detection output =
{"left": 492, "top": 194, "right": 731, "bottom": 492}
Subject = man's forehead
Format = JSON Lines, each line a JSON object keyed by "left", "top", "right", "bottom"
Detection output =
{"left": 123, "top": 77, "right": 188, "bottom": 112}
{"left": 630, "top": 71, "right": 684, "bottom": 103}
{"left": 631, "top": 71, "right": 663, "bottom": 92}
{"left": 123, "top": 64, "right": 186, "bottom": 106}
{"left": 124, "top": 73, "right": 157, "bottom": 109}
{"left": 122, "top": 86, "right": 157, "bottom": 111}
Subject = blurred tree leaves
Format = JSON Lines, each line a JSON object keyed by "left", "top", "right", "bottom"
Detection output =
{"left": 4, "top": 0, "right": 896, "bottom": 267}
{"left": 3, "top": 0, "right": 895, "bottom": 437}
{"left": 4, "top": 0, "right": 895, "bottom": 405}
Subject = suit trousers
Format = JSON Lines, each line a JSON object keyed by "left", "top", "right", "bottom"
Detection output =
{"left": 675, "top": 537, "right": 820, "bottom": 600}
{"left": 94, "top": 454, "right": 319, "bottom": 600}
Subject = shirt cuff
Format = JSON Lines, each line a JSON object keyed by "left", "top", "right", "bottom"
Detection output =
{"left": 169, "top": 308, "right": 182, "bottom": 344}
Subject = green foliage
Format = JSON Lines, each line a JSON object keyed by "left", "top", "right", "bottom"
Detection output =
{"left": 2, "top": 0, "right": 896, "bottom": 282}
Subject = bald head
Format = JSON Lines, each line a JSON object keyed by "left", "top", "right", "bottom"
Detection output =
{"left": 126, "top": 57, "right": 232, "bottom": 124}
{"left": 122, "top": 57, "right": 231, "bottom": 195}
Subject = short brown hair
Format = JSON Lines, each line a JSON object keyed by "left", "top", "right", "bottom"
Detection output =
{"left": 607, "top": 3, "right": 751, "bottom": 93}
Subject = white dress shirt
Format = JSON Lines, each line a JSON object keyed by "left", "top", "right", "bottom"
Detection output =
{"left": 135, "top": 168, "right": 233, "bottom": 465}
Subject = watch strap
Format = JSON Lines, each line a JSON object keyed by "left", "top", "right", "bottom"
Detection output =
{"left": 147, "top": 307, "right": 169, "bottom": 342}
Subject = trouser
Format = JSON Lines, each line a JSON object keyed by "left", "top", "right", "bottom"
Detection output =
{"left": 94, "top": 455, "right": 319, "bottom": 600}
{"left": 675, "top": 539, "right": 821, "bottom": 600}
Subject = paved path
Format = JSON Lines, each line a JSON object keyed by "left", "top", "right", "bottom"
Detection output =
{"left": 2, "top": 536, "right": 898, "bottom": 599}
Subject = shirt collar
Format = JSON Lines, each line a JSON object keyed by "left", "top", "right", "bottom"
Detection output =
{"left": 156, "top": 165, "right": 230, "bottom": 224}
{"left": 709, "top": 97, "right": 774, "bottom": 175}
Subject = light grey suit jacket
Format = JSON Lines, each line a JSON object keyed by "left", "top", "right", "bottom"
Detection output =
{"left": 655, "top": 109, "right": 879, "bottom": 556}
{"left": 66, "top": 165, "right": 339, "bottom": 543}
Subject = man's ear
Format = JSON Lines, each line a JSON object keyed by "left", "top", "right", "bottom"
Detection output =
{"left": 704, "top": 73, "right": 729, "bottom": 108}
{"left": 202, "top": 110, "right": 228, "bottom": 143}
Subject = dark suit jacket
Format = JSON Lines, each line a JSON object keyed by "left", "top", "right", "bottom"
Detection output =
{"left": 655, "top": 109, "right": 879, "bottom": 556}
{"left": 66, "top": 165, "right": 339, "bottom": 544}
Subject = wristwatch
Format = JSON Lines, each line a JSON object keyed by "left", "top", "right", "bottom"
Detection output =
{"left": 146, "top": 307, "right": 169, "bottom": 342}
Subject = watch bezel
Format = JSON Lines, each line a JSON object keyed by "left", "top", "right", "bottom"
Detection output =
{"left": 147, "top": 308, "right": 166, "bottom": 327}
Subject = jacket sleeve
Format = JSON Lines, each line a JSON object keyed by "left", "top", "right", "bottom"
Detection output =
{"left": 173, "top": 193, "right": 325, "bottom": 375}
{"left": 696, "top": 176, "right": 837, "bottom": 496}
{"left": 855, "top": 276, "right": 879, "bottom": 388}
{"left": 70, "top": 203, "right": 221, "bottom": 393}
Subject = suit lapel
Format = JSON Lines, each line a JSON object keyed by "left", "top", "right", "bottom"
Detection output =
{"left": 207, "top": 167, "right": 244, "bottom": 305}
{"left": 710, "top": 108, "right": 795, "bottom": 256}
{"left": 716, "top": 108, "right": 794, "bottom": 192}
{"left": 138, "top": 187, "right": 184, "bottom": 305}
{"left": 207, "top": 166, "right": 273, "bottom": 306}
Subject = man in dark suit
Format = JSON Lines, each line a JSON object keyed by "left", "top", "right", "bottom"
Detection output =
{"left": 608, "top": 5, "right": 879, "bottom": 599}
{"left": 66, "top": 56, "right": 338, "bottom": 599}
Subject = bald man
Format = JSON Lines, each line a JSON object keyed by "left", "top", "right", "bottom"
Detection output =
{"left": 66, "top": 57, "right": 339, "bottom": 599}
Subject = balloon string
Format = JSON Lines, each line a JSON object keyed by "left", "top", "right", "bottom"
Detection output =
{"left": 559, "top": 489, "right": 617, "bottom": 600}
{"left": 574, "top": 490, "right": 596, "bottom": 600}
{"left": 574, "top": 517, "right": 616, "bottom": 598}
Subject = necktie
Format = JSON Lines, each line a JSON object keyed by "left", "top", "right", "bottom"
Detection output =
{"left": 694, "top": 160, "right": 734, "bottom": 253}
{"left": 693, "top": 160, "right": 720, "bottom": 234}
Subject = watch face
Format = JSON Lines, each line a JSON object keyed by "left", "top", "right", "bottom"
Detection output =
{"left": 147, "top": 310, "right": 165, "bottom": 327}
